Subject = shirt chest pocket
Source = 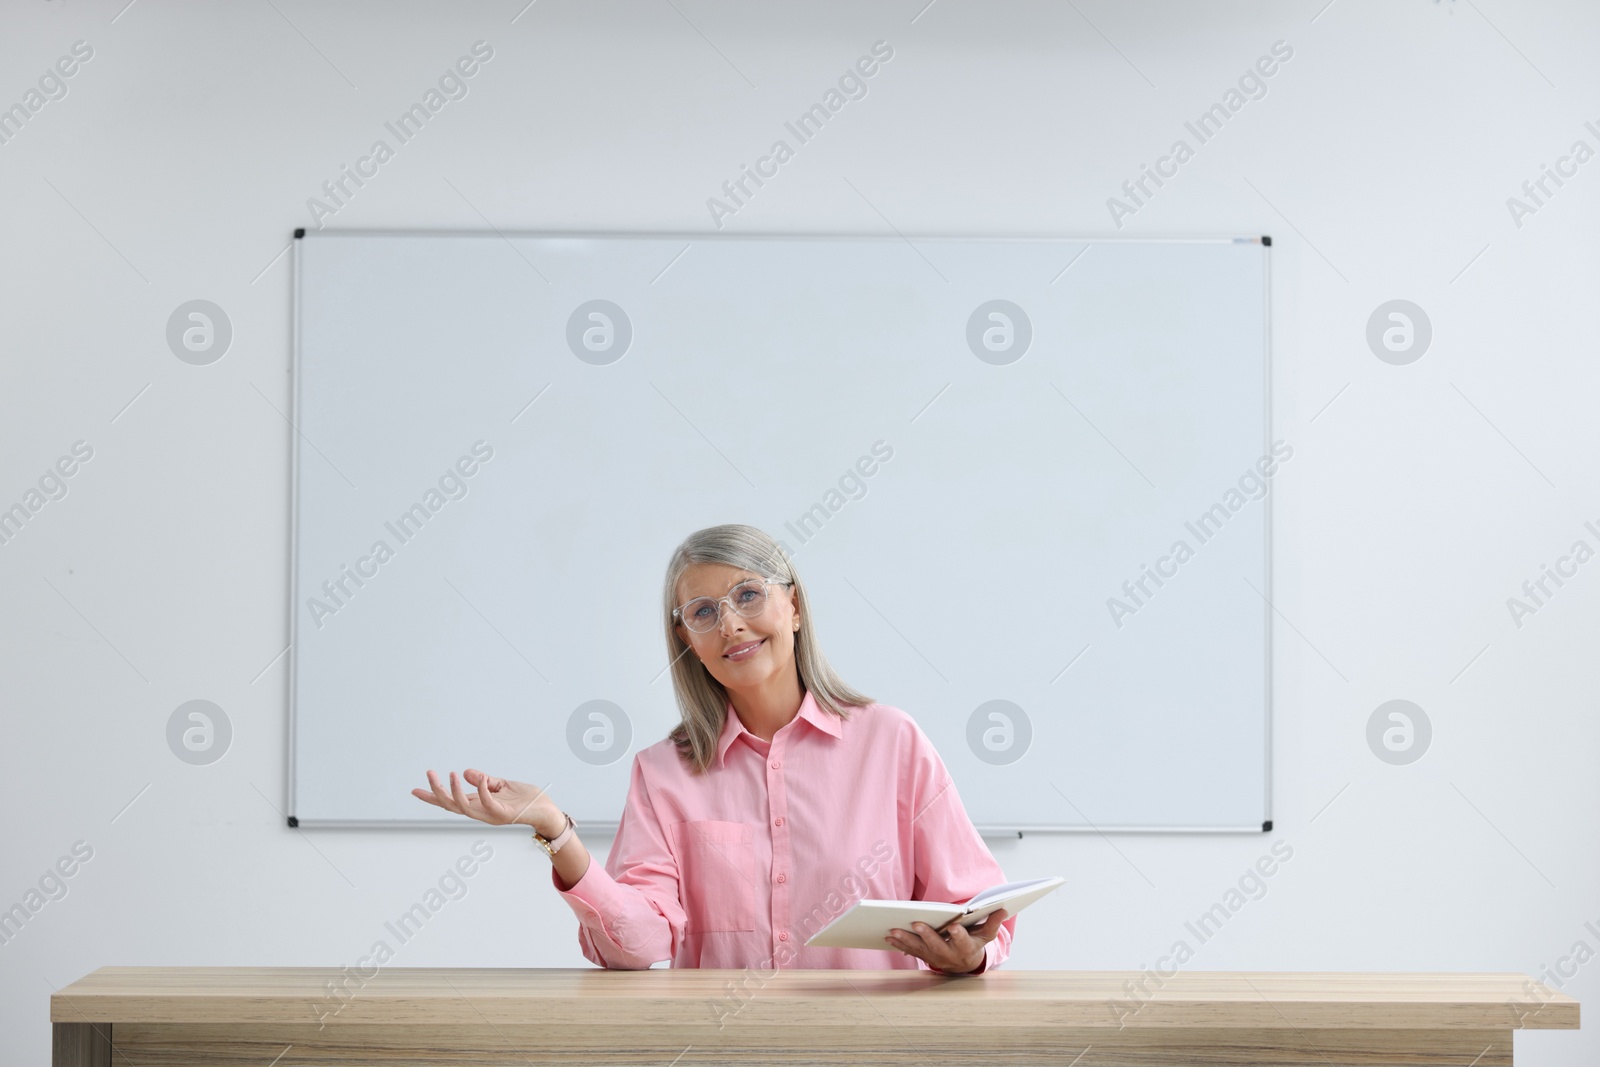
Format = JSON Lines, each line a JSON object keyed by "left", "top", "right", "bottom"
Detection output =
{"left": 675, "top": 820, "right": 759, "bottom": 934}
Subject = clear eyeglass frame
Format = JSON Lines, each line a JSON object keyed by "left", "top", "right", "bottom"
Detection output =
{"left": 672, "top": 578, "right": 793, "bottom": 634}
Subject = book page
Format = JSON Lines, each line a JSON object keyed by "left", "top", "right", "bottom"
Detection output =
{"left": 965, "top": 877, "right": 1062, "bottom": 909}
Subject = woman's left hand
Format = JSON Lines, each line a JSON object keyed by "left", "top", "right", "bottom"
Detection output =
{"left": 885, "top": 908, "right": 1008, "bottom": 974}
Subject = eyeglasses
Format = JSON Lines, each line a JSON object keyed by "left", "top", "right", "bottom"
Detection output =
{"left": 673, "top": 578, "right": 792, "bottom": 634}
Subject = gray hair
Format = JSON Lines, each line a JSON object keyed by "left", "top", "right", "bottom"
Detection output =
{"left": 662, "top": 523, "right": 872, "bottom": 774}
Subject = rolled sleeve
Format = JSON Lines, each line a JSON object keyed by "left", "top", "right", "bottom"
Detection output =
{"left": 553, "top": 755, "right": 687, "bottom": 969}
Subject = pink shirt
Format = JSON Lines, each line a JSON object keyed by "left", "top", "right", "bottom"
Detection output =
{"left": 553, "top": 691, "right": 1016, "bottom": 974}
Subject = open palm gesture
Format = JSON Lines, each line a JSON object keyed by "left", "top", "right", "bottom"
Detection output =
{"left": 411, "top": 768, "right": 558, "bottom": 831}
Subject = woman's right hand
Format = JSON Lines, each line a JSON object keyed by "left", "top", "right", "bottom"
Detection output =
{"left": 411, "top": 768, "right": 563, "bottom": 833}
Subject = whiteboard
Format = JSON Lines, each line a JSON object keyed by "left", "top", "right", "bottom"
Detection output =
{"left": 288, "top": 231, "right": 1272, "bottom": 833}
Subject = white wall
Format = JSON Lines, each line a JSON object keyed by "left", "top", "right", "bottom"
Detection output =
{"left": 2, "top": 1, "right": 1596, "bottom": 1063}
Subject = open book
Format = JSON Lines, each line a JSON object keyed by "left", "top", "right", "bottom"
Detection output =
{"left": 804, "top": 876, "right": 1065, "bottom": 951}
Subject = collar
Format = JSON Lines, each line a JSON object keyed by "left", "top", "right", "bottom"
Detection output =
{"left": 715, "top": 688, "right": 842, "bottom": 768}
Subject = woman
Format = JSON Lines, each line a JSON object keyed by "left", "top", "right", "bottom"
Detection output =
{"left": 412, "top": 523, "right": 1014, "bottom": 974}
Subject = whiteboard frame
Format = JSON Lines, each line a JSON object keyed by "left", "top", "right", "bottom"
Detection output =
{"left": 284, "top": 229, "right": 1275, "bottom": 835}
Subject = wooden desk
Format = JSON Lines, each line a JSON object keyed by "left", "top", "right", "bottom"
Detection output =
{"left": 51, "top": 967, "right": 1578, "bottom": 1066}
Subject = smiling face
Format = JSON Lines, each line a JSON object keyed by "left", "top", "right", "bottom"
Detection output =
{"left": 673, "top": 562, "right": 799, "bottom": 690}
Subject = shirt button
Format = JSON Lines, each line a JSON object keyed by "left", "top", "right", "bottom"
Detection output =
{"left": 773, "top": 817, "right": 784, "bottom": 826}
{"left": 770, "top": 760, "right": 780, "bottom": 769}
{"left": 778, "top": 931, "right": 789, "bottom": 941}
{"left": 777, "top": 873, "right": 786, "bottom": 883}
